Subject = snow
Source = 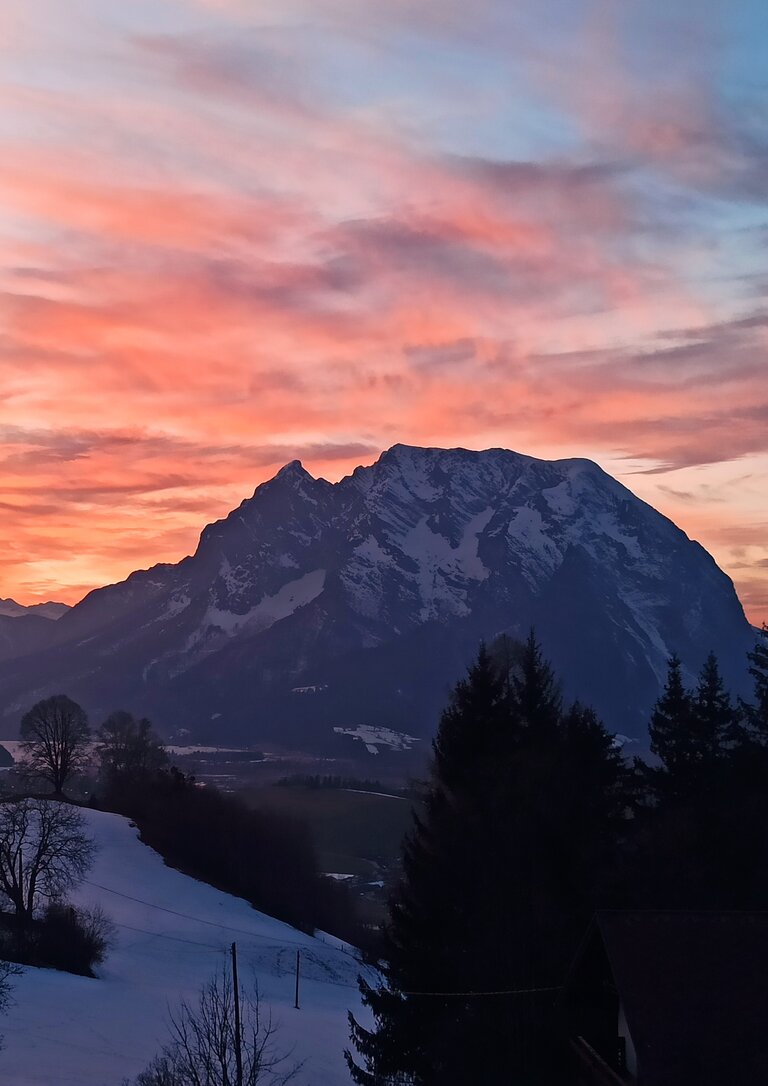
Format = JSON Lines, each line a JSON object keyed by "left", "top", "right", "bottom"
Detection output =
{"left": 218, "top": 556, "right": 250, "bottom": 596}
{"left": 0, "top": 807, "right": 372, "bottom": 1085}
{"left": 592, "top": 511, "right": 643, "bottom": 560}
{"left": 0, "top": 740, "right": 23, "bottom": 762}
{"left": 354, "top": 535, "right": 393, "bottom": 568}
{"left": 506, "top": 506, "right": 561, "bottom": 583}
{"left": 342, "top": 790, "right": 408, "bottom": 801}
{"left": 541, "top": 481, "right": 576, "bottom": 517}
{"left": 399, "top": 508, "right": 493, "bottom": 620}
{"left": 165, "top": 745, "right": 246, "bottom": 755}
{"left": 333, "top": 726, "right": 420, "bottom": 755}
{"left": 202, "top": 569, "right": 326, "bottom": 638}
{"left": 163, "top": 592, "right": 191, "bottom": 620}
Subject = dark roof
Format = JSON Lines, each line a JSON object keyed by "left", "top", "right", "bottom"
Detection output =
{"left": 595, "top": 911, "right": 768, "bottom": 1086}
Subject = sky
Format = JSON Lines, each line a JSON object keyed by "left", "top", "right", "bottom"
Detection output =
{"left": 0, "top": 0, "right": 766, "bottom": 622}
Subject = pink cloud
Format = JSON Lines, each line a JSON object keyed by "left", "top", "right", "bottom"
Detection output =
{"left": 0, "top": 3, "right": 765, "bottom": 622}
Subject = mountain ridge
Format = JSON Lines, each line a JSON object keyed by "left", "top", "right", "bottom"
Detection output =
{"left": 0, "top": 445, "right": 754, "bottom": 744}
{"left": 0, "top": 598, "right": 70, "bottom": 620}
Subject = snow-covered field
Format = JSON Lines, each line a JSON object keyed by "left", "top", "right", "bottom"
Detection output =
{"left": 333, "top": 725, "right": 420, "bottom": 755}
{"left": 0, "top": 808, "right": 373, "bottom": 1085}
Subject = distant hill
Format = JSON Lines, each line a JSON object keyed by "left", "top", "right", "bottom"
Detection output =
{"left": 0, "top": 599, "right": 71, "bottom": 664}
{"left": 0, "top": 598, "right": 70, "bottom": 620}
{"left": 0, "top": 445, "right": 754, "bottom": 745}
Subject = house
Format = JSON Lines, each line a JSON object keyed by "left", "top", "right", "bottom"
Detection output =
{"left": 561, "top": 910, "right": 768, "bottom": 1086}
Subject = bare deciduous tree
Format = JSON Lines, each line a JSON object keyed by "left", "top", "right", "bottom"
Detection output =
{"left": 133, "top": 967, "right": 300, "bottom": 1086}
{"left": 19, "top": 695, "right": 91, "bottom": 795}
{"left": 0, "top": 799, "right": 95, "bottom": 919}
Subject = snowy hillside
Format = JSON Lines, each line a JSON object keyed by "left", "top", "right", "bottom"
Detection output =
{"left": 0, "top": 808, "right": 371, "bottom": 1086}
{"left": 0, "top": 445, "right": 754, "bottom": 741}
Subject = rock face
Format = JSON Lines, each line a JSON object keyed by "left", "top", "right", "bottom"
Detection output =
{"left": 0, "top": 445, "right": 754, "bottom": 745}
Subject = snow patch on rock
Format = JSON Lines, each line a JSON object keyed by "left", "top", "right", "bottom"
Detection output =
{"left": 204, "top": 569, "right": 326, "bottom": 637}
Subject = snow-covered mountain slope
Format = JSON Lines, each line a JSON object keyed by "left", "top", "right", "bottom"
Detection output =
{"left": 0, "top": 446, "right": 754, "bottom": 742}
{"left": 1, "top": 807, "right": 371, "bottom": 1086}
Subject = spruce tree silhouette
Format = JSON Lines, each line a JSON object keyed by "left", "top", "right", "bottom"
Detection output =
{"left": 347, "top": 637, "right": 626, "bottom": 1086}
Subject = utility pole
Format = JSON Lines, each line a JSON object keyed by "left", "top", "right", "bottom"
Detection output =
{"left": 294, "top": 949, "right": 301, "bottom": 1010}
{"left": 231, "top": 942, "right": 244, "bottom": 1086}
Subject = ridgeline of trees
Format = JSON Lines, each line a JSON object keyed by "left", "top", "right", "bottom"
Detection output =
{"left": 8, "top": 701, "right": 360, "bottom": 941}
{"left": 633, "top": 634, "right": 768, "bottom": 909}
{"left": 90, "top": 713, "right": 356, "bottom": 937}
{"left": 101, "top": 762, "right": 355, "bottom": 935}
{"left": 276, "top": 775, "right": 409, "bottom": 796}
{"left": 347, "top": 625, "right": 768, "bottom": 1086}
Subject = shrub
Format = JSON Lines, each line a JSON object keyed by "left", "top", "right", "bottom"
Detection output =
{"left": 0, "top": 902, "right": 114, "bottom": 976}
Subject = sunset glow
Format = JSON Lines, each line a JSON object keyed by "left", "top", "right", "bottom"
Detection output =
{"left": 1, "top": 0, "right": 766, "bottom": 620}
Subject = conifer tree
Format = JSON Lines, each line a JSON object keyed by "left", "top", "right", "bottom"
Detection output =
{"left": 512, "top": 630, "right": 562, "bottom": 734}
{"left": 432, "top": 644, "right": 512, "bottom": 795}
{"left": 692, "top": 652, "right": 736, "bottom": 758}
{"left": 742, "top": 624, "right": 768, "bottom": 743}
{"left": 640, "top": 650, "right": 768, "bottom": 907}
{"left": 347, "top": 639, "right": 627, "bottom": 1085}
{"left": 649, "top": 654, "right": 694, "bottom": 778}
{"left": 348, "top": 646, "right": 513, "bottom": 1085}
{"left": 650, "top": 653, "right": 736, "bottom": 800}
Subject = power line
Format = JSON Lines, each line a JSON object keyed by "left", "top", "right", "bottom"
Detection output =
{"left": 84, "top": 879, "right": 341, "bottom": 953}
{"left": 396, "top": 984, "right": 562, "bottom": 997}
{"left": 111, "top": 918, "right": 223, "bottom": 952}
{"left": 87, "top": 879, "right": 558, "bottom": 999}
{"left": 83, "top": 878, "right": 367, "bottom": 989}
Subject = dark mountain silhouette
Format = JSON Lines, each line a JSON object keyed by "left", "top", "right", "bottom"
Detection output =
{"left": 0, "top": 446, "right": 753, "bottom": 747}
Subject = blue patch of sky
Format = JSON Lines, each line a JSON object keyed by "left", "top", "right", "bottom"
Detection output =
{"left": 303, "top": 20, "right": 583, "bottom": 162}
{"left": 722, "top": 0, "right": 768, "bottom": 91}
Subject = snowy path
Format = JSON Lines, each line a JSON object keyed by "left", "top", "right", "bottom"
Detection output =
{"left": 0, "top": 808, "right": 372, "bottom": 1085}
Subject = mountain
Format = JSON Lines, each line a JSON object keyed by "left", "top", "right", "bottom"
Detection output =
{"left": 0, "top": 597, "right": 70, "bottom": 620}
{"left": 0, "top": 600, "right": 71, "bottom": 664}
{"left": 0, "top": 445, "right": 754, "bottom": 745}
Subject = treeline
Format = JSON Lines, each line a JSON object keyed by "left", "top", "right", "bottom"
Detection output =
{"left": 347, "top": 627, "right": 768, "bottom": 1085}
{"left": 14, "top": 699, "right": 359, "bottom": 938}
{"left": 100, "top": 769, "right": 357, "bottom": 935}
{"left": 277, "top": 774, "right": 394, "bottom": 793}
{"left": 634, "top": 640, "right": 768, "bottom": 907}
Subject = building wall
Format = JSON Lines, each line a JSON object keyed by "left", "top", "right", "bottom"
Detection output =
{"left": 618, "top": 1002, "right": 637, "bottom": 1079}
